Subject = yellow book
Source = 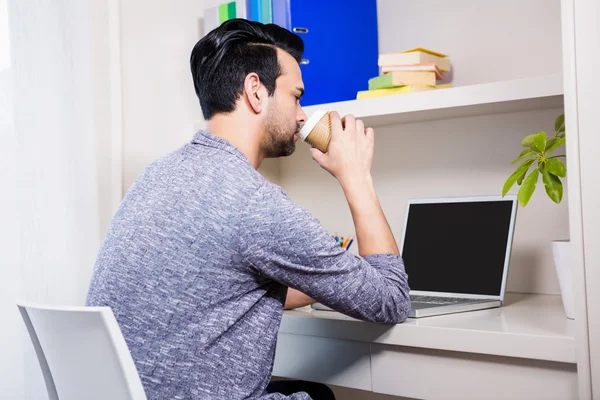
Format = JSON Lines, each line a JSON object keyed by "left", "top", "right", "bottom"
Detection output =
{"left": 378, "top": 48, "right": 451, "bottom": 72}
{"left": 356, "top": 84, "right": 451, "bottom": 100}
{"left": 401, "top": 47, "right": 448, "bottom": 58}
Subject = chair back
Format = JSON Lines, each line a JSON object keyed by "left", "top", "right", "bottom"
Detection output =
{"left": 17, "top": 303, "right": 147, "bottom": 400}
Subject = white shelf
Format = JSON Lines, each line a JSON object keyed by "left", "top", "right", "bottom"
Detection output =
{"left": 302, "top": 74, "right": 564, "bottom": 127}
{"left": 281, "top": 293, "right": 576, "bottom": 364}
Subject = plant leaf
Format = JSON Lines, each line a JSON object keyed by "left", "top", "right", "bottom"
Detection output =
{"left": 533, "top": 131, "right": 547, "bottom": 153}
{"left": 542, "top": 168, "right": 563, "bottom": 203}
{"left": 522, "top": 134, "right": 536, "bottom": 148}
{"left": 545, "top": 138, "right": 556, "bottom": 151}
{"left": 511, "top": 149, "right": 536, "bottom": 164}
{"left": 503, "top": 159, "right": 535, "bottom": 196}
{"left": 546, "top": 136, "right": 566, "bottom": 155}
{"left": 555, "top": 114, "right": 565, "bottom": 134}
{"left": 518, "top": 168, "right": 540, "bottom": 206}
{"left": 546, "top": 158, "right": 567, "bottom": 178}
{"left": 517, "top": 168, "right": 528, "bottom": 185}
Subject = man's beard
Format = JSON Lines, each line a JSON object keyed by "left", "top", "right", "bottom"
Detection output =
{"left": 262, "top": 107, "right": 297, "bottom": 158}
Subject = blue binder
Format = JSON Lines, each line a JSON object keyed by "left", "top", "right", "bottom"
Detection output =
{"left": 288, "top": 0, "right": 379, "bottom": 106}
{"left": 272, "top": 0, "right": 291, "bottom": 29}
{"left": 247, "top": 0, "right": 260, "bottom": 21}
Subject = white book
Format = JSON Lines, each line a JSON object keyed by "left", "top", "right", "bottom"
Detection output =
{"left": 381, "top": 63, "right": 443, "bottom": 80}
{"left": 379, "top": 51, "right": 451, "bottom": 72}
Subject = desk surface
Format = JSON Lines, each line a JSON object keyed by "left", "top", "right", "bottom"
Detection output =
{"left": 281, "top": 293, "right": 576, "bottom": 364}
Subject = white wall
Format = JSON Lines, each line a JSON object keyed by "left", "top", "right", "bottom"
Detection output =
{"left": 376, "top": 0, "right": 562, "bottom": 86}
{"left": 120, "top": 0, "right": 205, "bottom": 191}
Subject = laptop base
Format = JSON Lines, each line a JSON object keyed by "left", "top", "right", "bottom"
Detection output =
{"left": 409, "top": 299, "right": 501, "bottom": 318}
{"left": 310, "top": 299, "right": 502, "bottom": 319}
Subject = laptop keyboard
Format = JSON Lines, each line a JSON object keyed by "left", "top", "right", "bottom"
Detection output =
{"left": 410, "top": 295, "right": 476, "bottom": 305}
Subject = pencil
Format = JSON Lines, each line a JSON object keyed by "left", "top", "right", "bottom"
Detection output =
{"left": 347, "top": 239, "right": 354, "bottom": 250}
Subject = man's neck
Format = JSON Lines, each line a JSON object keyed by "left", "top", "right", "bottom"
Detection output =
{"left": 206, "top": 115, "right": 264, "bottom": 169}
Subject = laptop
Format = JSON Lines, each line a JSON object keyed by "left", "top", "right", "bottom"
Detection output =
{"left": 311, "top": 195, "right": 518, "bottom": 318}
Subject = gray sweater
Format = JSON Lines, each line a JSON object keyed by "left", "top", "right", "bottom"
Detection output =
{"left": 86, "top": 130, "right": 410, "bottom": 399}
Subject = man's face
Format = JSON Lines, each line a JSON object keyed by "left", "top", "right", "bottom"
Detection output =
{"left": 261, "top": 49, "right": 307, "bottom": 158}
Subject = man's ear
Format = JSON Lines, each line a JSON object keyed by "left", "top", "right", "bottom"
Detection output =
{"left": 243, "top": 73, "right": 265, "bottom": 114}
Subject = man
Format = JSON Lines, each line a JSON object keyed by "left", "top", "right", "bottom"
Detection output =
{"left": 86, "top": 19, "right": 410, "bottom": 399}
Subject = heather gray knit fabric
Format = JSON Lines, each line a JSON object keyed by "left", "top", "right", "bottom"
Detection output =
{"left": 86, "top": 130, "right": 410, "bottom": 400}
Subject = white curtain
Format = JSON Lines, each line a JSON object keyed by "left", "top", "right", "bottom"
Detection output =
{"left": 0, "top": 0, "right": 23, "bottom": 397}
{"left": 0, "top": 0, "right": 118, "bottom": 397}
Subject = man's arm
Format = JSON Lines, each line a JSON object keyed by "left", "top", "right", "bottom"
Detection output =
{"left": 310, "top": 113, "right": 399, "bottom": 258}
{"left": 285, "top": 112, "right": 401, "bottom": 309}
{"left": 284, "top": 288, "right": 315, "bottom": 310}
{"left": 239, "top": 183, "right": 409, "bottom": 324}
{"left": 239, "top": 113, "right": 409, "bottom": 324}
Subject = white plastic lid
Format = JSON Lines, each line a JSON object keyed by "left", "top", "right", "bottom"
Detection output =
{"left": 299, "top": 109, "right": 327, "bottom": 141}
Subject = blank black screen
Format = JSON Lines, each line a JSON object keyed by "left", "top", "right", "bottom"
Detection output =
{"left": 402, "top": 200, "right": 514, "bottom": 296}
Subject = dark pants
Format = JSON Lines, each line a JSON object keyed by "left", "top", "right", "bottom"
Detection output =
{"left": 266, "top": 380, "right": 335, "bottom": 400}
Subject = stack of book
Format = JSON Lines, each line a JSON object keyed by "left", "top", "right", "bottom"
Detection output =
{"left": 357, "top": 47, "right": 451, "bottom": 100}
{"left": 204, "top": 0, "right": 291, "bottom": 35}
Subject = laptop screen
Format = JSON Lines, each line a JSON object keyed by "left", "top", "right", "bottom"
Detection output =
{"left": 401, "top": 199, "right": 515, "bottom": 296}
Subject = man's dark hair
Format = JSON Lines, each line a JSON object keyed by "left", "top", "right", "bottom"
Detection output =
{"left": 190, "top": 19, "right": 304, "bottom": 120}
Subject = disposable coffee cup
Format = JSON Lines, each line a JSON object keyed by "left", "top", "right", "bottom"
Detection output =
{"left": 299, "top": 109, "right": 332, "bottom": 153}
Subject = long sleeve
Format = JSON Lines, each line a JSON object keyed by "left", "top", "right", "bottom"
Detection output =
{"left": 239, "top": 182, "right": 410, "bottom": 324}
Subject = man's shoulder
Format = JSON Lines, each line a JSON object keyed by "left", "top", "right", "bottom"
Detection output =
{"left": 147, "top": 143, "right": 266, "bottom": 185}
{"left": 250, "top": 177, "right": 290, "bottom": 202}
{"left": 245, "top": 179, "right": 319, "bottom": 228}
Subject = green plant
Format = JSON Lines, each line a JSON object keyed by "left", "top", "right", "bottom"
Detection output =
{"left": 502, "top": 114, "right": 566, "bottom": 206}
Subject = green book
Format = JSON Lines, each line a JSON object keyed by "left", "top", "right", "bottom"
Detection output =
{"left": 219, "top": 2, "right": 237, "bottom": 23}
{"left": 228, "top": 1, "right": 236, "bottom": 18}
{"left": 368, "top": 71, "right": 437, "bottom": 90}
{"left": 219, "top": 3, "right": 228, "bottom": 23}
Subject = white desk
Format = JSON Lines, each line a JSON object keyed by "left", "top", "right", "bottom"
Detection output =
{"left": 273, "top": 294, "right": 578, "bottom": 400}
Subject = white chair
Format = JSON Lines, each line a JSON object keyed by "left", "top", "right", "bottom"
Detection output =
{"left": 17, "top": 303, "right": 147, "bottom": 400}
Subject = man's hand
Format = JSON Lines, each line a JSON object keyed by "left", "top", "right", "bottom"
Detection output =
{"left": 284, "top": 288, "right": 316, "bottom": 310}
{"left": 310, "top": 112, "right": 374, "bottom": 188}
